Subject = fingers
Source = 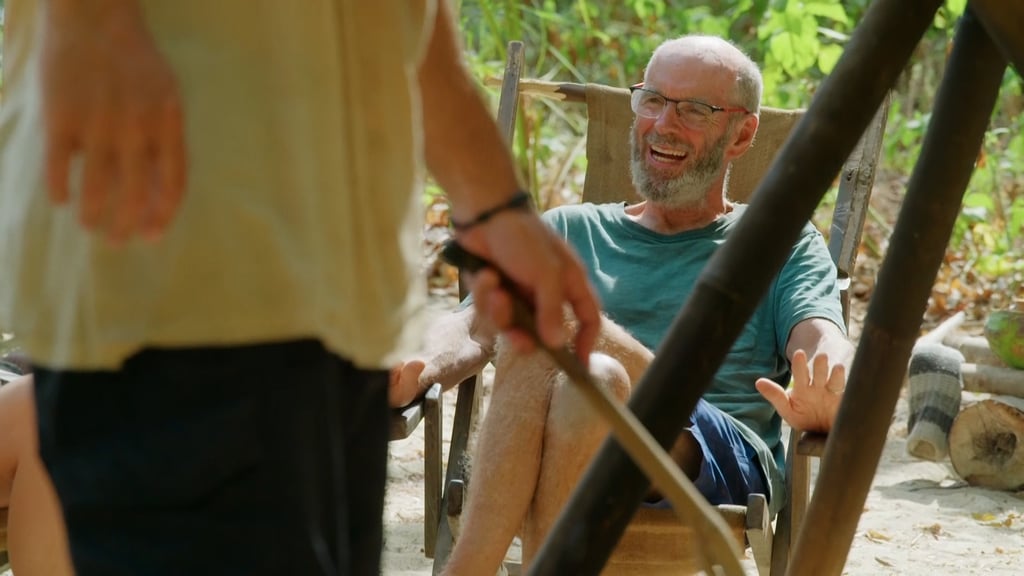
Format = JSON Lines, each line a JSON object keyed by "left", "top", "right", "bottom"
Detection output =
{"left": 825, "top": 362, "right": 847, "bottom": 395}
{"left": 755, "top": 377, "right": 792, "bottom": 422}
{"left": 790, "top": 349, "right": 810, "bottom": 386}
{"left": 39, "top": 17, "right": 187, "bottom": 245}
{"left": 812, "top": 352, "right": 830, "bottom": 387}
{"left": 459, "top": 213, "right": 601, "bottom": 363}
{"left": 109, "top": 131, "right": 148, "bottom": 244}
{"left": 531, "top": 269, "right": 570, "bottom": 351}
{"left": 388, "top": 364, "right": 403, "bottom": 387}
{"left": 470, "top": 268, "right": 532, "bottom": 351}
{"left": 79, "top": 136, "right": 114, "bottom": 231}
{"left": 471, "top": 269, "right": 510, "bottom": 329}
{"left": 147, "top": 97, "right": 187, "bottom": 239}
{"left": 562, "top": 248, "right": 600, "bottom": 366}
{"left": 44, "top": 131, "right": 75, "bottom": 205}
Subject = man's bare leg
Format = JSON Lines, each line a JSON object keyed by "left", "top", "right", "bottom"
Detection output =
{"left": 442, "top": 318, "right": 657, "bottom": 574}
{"left": 519, "top": 353, "right": 630, "bottom": 566}
{"left": 521, "top": 318, "right": 656, "bottom": 566}
{"left": 442, "top": 345, "right": 556, "bottom": 575}
{"left": 0, "top": 376, "right": 74, "bottom": 576}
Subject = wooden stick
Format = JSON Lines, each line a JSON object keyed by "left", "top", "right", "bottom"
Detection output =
{"left": 944, "top": 334, "right": 1005, "bottom": 366}
{"left": 483, "top": 76, "right": 587, "bottom": 102}
{"left": 961, "top": 363, "right": 1024, "bottom": 397}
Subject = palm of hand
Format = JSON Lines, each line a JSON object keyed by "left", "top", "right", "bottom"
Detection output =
{"left": 755, "top": 350, "right": 844, "bottom": 433}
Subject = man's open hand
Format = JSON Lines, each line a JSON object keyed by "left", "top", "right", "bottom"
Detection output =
{"left": 756, "top": 349, "right": 845, "bottom": 433}
{"left": 42, "top": 1, "right": 186, "bottom": 244}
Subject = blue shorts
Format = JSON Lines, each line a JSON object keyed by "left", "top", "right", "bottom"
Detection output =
{"left": 645, "top": 398, "right": 767, "bottom": 509}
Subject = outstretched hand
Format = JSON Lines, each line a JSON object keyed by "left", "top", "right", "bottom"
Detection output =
{"left": 42, "top": 2, "right": 187, "bottom": 245}
{"left": 755, "top": 349, "right": 845, "bottom": 433}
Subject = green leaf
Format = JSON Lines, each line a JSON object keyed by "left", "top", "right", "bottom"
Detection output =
{"left": 802, "top": 1, "right": 849, "bottom": 25}
{"left": 945, "top": 0, "right": 967, "bottom": 18}
{"left": 769, "top": 34, "right": 798, "bottom": 75}
{"left": 963, "top": 191, "right": 995, "bottom": 210}
{"left": 1010, "top": 198, "right": 1024, "bottom": 237}
{"left": 817, "top": 43, "right": 843, "bottom": 74}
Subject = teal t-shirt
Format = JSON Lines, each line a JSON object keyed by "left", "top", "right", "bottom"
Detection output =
{"left": 542, "top": 202, "right": 845, "bottom": 509}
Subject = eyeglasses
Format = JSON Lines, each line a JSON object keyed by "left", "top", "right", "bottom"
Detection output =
{"left": 629, "top": 84, "right": 750, "bottom": 130}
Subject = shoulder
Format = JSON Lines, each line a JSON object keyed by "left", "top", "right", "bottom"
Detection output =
{"left": 732, "top": 203, "right": 826, "bottom": 245}
{"left": 541, "top": 202, "right": 625, "bottom": 229}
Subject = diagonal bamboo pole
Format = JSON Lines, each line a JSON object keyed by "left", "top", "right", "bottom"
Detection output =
{"left": 970, "top": 0, "right": 1024, "bottom": 76}
{"left": 787, "top": 8, "right": 1009, "bottom": 575}
{"left": 528, "top": 0, "right": 942, "bottom": 573}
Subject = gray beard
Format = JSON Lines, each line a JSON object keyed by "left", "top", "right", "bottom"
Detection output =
{"left": 630, "top": 128, "right": 728, "bottom": 208}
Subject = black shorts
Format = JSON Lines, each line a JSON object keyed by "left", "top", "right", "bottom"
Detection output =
{"left": 33, "top": 339, "right": 389, "bottom": 576}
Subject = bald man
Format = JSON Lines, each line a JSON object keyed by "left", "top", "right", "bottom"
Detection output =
{"left": 391, "top": 35, "right": 854, "bottom": 575}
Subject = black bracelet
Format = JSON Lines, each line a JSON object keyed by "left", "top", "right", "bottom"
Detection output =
{"left": 450, "top": 190, "right": 533, "bottom": 232}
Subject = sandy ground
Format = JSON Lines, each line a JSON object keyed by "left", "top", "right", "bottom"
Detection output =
{"left": 4, "top": 318, "right": 1023, "bottom": 576}
{"left": 383, "top": 336, "right": 1024, "bottom": 575}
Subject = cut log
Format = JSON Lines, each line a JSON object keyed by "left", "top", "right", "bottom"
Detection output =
{"left": 961, "top": 363, "right": 1024, "bottom": 397}
{"left": 949, "top": 396, "right": 1024, "bottom": 490}
{"left": 944, "top": 333, "right": 1005, "bottom": 367}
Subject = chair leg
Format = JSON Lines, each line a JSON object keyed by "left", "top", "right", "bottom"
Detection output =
{"left": 432, "top": 375, "right": 481, "bottom": 574}
{"left": 771, "top": 432, "right": 797, "bottom": 576}
{"left": 771, "top": 430, "right": 814, "bottom": 576}
{"left": 431, "top": 479, "right": 461, "bottom": 576}
{"left": 745, "top": 493, "right": 773, "bottom": 576}
{"left": 788, "top": 449, "right": 812, "bottom": 558}
{"left": 423, "top": 383, "right": 443, "bottom": 558}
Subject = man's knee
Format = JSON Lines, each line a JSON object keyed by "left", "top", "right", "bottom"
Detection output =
{"left": 548, "top": 352, "right": 630, "bottom": 431}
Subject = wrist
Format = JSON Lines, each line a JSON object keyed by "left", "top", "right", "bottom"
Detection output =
{"left": 450, "top": 190, "right": 533, "bottom": 232}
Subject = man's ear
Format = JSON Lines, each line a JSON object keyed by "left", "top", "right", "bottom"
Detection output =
{"left": 725, "top": 114, "right": 759, "bottom": 161}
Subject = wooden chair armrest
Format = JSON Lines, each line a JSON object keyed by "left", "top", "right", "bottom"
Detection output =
{"left": 796, "top": 431, "right": 828, "bottom": 458}
{"left": 389, "top": 383, "right": 443, "bottom": 442}
{"left": 389, "top": 398, "right": 425, "bottom": 441}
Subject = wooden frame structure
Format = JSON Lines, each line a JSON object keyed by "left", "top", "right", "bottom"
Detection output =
{"left": 530, "top": 2, "right": 1017, "bottom": 575}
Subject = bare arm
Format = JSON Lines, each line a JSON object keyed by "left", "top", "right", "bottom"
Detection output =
{"left": 43, "top": 0, "right": 186, "bottom": 244}
{"left": 416, "top": 0, "right": 600, "bottom": 363}
{"left": 756, "top": 317, "right": 854, "bottom": 432}
{"left": 388, "top": 305, "right": 499, "bottom": 408}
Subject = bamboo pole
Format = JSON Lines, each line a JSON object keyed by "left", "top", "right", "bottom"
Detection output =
{"left": 970, "top": 1, "right": 1024, "bottom": 75}
{"left": 787, "top": 8, "right": 1009, "bottom": 575}
{"left": 529, "top": 0, "right": 943, "bottom": 573}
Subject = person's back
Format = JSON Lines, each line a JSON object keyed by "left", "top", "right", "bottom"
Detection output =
{"left": 0, "top": 0, "right": 432, "bottom": 369}
{"left": 0, "top": 2, "right": 603, "bottom": 574}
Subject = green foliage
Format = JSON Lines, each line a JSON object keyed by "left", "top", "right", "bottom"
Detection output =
{"left": 457, "top": 0, "right": 1024, "bottom": 295}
